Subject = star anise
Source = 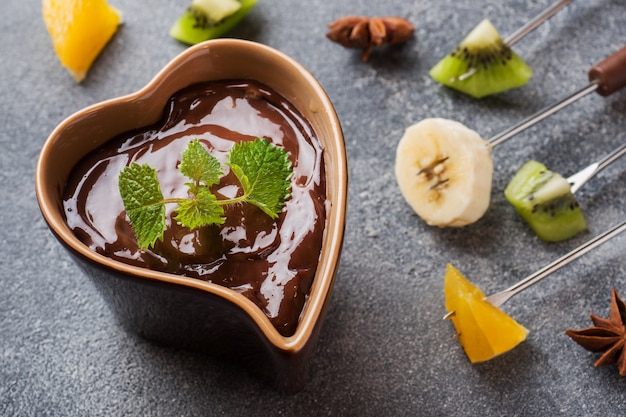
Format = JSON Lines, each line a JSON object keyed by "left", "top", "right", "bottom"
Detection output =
{"left": 326, "top": 16, "right": 415, "bottom": 62}
{"left": 566, "top": 288, "right": 626, "bottom": 376}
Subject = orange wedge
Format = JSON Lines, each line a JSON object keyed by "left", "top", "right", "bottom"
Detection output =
{"left": 444, "top": 263, "right": 528, "bottom": 363}
{"left": 43, "top": 0, "right": 122, "bottom": 82}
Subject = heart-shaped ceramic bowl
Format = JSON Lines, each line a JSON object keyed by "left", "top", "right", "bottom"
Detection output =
{"left": 35, "top": 39, "right": 347, "bottom": 393}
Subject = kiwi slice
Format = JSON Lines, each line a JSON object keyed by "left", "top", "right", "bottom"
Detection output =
{"left": 169, "top": 0, "right": 257, "bottom": 45}
{"left": 504, "top": 160, "right": 588, "bottom": 242}
{"left": 429, "top": 19, "right": 533, "bottom": 99}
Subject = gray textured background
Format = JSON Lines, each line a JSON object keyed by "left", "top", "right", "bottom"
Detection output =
{"left": 2, "top": 0, "right": 626, "bottom": 415}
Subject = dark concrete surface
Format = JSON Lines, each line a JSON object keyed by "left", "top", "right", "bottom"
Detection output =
{"left": 2, "top": 0, "right": 625, "bottom": 415}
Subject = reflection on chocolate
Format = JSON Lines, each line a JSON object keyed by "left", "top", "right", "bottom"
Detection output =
{"left": 63, "top": 80, "right": 327, "bottom": 336}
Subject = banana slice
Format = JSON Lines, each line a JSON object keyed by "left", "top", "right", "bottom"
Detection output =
{"left": 395, "top": 118, "right": 493, "bottom": 227}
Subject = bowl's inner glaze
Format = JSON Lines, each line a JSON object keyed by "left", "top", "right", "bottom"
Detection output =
{"left": 62, "top": 79, "right": 328, "bottom": 337}
{"left": 37, "top": 40, "right": 347, "bottom": 357}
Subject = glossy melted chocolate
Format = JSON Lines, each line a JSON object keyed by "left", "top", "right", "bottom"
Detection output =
{"left": 63, "top": 80, "right": 327, "bottom": 336}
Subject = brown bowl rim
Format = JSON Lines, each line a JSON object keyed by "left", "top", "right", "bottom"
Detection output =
{"left": 35, "top": 39, "right": 347, "bottom": 355}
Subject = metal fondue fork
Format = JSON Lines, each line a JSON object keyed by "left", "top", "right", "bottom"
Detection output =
{"left": 504, "top": 0, "right": 573, "bottom": 47}
{"left": 488, "top": 43, "right": 626, "bottom": 148}
{"left": 483, "top": 219, "right": 626, "bottom": 309}
{"left": 442, "top": 145, "right": 626, "bottom": 319}
{"left": 567, "top": 142, "right": 626, "bottom": 193}
{"left": 423, "top": 45, "right": 626, "bottom": 188}
{"left": 443, "top": 219, "right": 626, "bottom": 320}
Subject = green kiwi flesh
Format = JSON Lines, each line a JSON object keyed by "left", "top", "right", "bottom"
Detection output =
{"left": 504, "top": 160, "right": 588, "bottom": 242}
{"left": 169, "top": 0, "right": 258, "bottom": 45}
{"left": 429, "top": 19, "right": 533, "bottom": 99}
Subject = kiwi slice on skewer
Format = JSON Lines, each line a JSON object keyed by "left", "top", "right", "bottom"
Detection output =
{"left": 169, "top": 0, "right": 257, "bottom": 45}
{"left": 429, "top": 19, "right": 533, "bottom": 99}
{"left": 504, "top": 160, "right": 588, "bottom": 242}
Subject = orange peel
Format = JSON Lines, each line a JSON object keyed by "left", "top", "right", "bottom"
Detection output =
{"left": 444, "top": 263, "right": 528, "bottom": 363}
{"left": 43, "top": 0, "right": 122, "bottom": 82}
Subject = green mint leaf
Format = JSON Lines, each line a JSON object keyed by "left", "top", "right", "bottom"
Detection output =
{"left": 118, "top": 163, "right": 166, "bottom": 248}
{"left": 118, "top": 138, "right": 293, "bottom": 250}
{"left": 228, "top": 138, "right": 292, "bottom": 218}
{"left": 228, "top": 164, "right": 250, "bottom": 194}
{"left": 175, "top": 188, "right": 225, "bottom": 229}
{"left": 179, "top": 139, "right": 222, "bottom": 186}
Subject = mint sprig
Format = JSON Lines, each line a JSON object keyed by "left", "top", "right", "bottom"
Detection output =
{"left": 118, "top": 138, "right": 292, "bottom": 249}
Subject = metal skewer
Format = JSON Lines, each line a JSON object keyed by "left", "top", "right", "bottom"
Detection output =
{"left": 568, "top": 142, "right": 626, "bottom": 193}
{"left": 443, "top": 219, "right": 626, "bottom": 319}
{"left": 443, "top": 145, "right": 626, "bottom": 319}
{"left": 432, "top": 46, "right": 626, "bottom": 184}
{"left": 483, "top": 220, "right": 626, "bottom": 308}
{"left": 487, "top": 44, "right": 626, "bottom": 148}
{"left": 488, "top": 82, "right": 598, "bottom": 147}
{"left": 504, "top": 0, "right": 573, "bottom": 47}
